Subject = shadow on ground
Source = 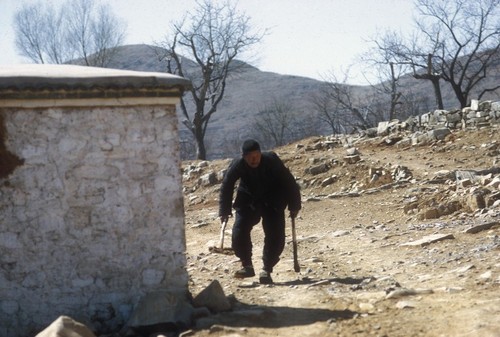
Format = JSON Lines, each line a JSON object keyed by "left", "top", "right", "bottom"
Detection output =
{"left": 194, "top": 300, "right": 357, "bottom": 330}
{"left": 274, "top": 276, "right": 370, "bottom": 287}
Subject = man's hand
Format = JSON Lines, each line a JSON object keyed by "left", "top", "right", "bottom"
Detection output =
{"left": 289, "top": 210, "right": 299, "bottom": 219}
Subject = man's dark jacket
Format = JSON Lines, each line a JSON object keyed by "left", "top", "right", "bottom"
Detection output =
{"left": 219, "top": 151, "right": 301, "bottom": 216}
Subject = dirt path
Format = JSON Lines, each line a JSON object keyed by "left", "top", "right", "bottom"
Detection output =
{"left": 181, "top": 127, "right": 500, "bottom": 337}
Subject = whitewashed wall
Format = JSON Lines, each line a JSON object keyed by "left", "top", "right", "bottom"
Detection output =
{"left": 0, "top": 104, "right": 187, "bottom": 336}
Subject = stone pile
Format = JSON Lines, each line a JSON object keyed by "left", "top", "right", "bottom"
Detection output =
{"left": 375, "top": 99, "right": 500, "bottom": 138}
{"left": 405, "top": 168, "right": 500, "bottom": 221}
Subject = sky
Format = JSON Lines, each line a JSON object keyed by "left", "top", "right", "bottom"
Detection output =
{"left": 0, "top": 0, "right": 416, "bottom": 85}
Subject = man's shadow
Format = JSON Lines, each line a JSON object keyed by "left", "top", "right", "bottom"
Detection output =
{"left": 195, "top": 301, "right": 357, "bottom": 330}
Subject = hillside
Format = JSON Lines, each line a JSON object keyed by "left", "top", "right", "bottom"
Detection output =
{"left": 106, "top": 44, "right": 500, "bottom": 159}
{"left": 179, "top": 124, "right": 500, "bottom": 337}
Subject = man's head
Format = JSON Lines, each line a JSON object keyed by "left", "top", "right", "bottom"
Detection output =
{"left": 241, "top": 139, "right": 261, "bottom": 168}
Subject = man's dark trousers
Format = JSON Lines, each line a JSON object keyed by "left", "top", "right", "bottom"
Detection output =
{"left": 231, "top": 204, "right": 285, "bottom": 272}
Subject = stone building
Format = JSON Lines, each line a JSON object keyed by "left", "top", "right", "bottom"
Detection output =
{"left": 0, "top": 64, "right": 191, "bottom": 336}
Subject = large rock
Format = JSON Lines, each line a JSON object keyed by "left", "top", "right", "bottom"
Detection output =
{"left": 193, "top": 280, "right": 232, "bottom": 313}
{"left": 35, "top": 316, "right": 95, "bottom": 337}
{"left": 126, "top": 290, "right": 193, "bottom": 330}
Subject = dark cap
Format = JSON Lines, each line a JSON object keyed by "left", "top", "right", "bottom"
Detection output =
{"left": 241, "top": 139, "right": 261, "bottom": 155}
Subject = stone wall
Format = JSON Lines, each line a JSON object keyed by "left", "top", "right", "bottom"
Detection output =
{"left": 415, "top": 99, "right": 500, "bottom": 130}
{"left": 375, "top": 99, "right": 500, "bottom": 139}
{"left": 0, "top": 105, "right": 187, "bottom": 336}
{"left": 0, "top": 65, "right": 191, "bottom": 337}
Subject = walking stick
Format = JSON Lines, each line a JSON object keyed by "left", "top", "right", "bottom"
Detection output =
{"left": 209, "top": 219, "right": 233, "bottom": 254}
{"left": 291, "top": 216, "right": 300, "bottom": 272}
{"left": 219, "top": 218, "right": 228, "bottom": 250}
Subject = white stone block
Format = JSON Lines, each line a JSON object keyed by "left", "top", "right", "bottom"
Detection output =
{"left": 470, "top": 99, "right": 479, "bottom": 111}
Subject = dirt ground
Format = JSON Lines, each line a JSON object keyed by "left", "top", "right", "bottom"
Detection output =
{"left": 180, "top": 126, "right": 500, "bottom": 337}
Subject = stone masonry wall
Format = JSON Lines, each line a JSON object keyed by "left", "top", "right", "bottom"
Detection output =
{"left": 375, "top": 99, "right": 500, "bottom": 140}
{"left": 0, "top": 105, "right": 187, "bottom": 336}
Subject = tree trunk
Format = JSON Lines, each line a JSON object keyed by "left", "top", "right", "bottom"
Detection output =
{"left": 430, "top": 77, "right": 444, "bottom": 109}
{"left": 196, "top": 136, "right": 207, "bottom": 160}
{"left": 414, "top": 54, "right": 444, "bottom": 109}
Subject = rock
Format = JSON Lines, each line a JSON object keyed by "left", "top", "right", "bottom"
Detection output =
{"left": 358, "top": 302, "right": 375, "bottom": 313}
{"left": 346, "top": 147, "right": 360, "bottom": 156}
{"left": 411, "top": 132, "right": 432, "bottom": 145}
{"left": 432, "top": 170, "right": 455, "bottom": 182}
{"left": 377, "top": 121, "right": 391, "bottom": 136}
{"left": 418, "top": 208, "right": 441, "bottom": 220}
{"left": 471, "top": 99, "right": 479, "bottom": 111}
{"left": 478, "top": 271, "right": 493, "bottom": 280}
{"left": 396, "top": 300, "right": 417, "bottom": 309}
{"left": 449, "top": 265, "right": 475, "bottom": 275}
{"left": 400, "top": 233, "right": 455, "bottom": 247}
{"left": 306, "top": 163, "right": 330, "bottom": 175}
{"left": 331, "top": 230, "right": 350, "bottom": 237}
{"left": 464, "top": 192, "right": 486, "bottom": 211}
{"left": 386, "top": 288, "right": 433, "bottom": 299}
{"left": 35, "top": 316, "right": 96, "bottom": 337}
{"left": 428, "top": 128, "right": 451, "bottom": 141}
{"left": 463, "top": 221, "right": 499, "bottom": 234}
{"left": 458, "top": 179, "right": 474, "bottom": 188}
{"left": 344, "top": 154, "right": 361, "bottom": 164}
{"left": 485, "top": 191, "right": 500, "bottom": 207}
{"left": 199, "top": 171, "right": 218, "bottom": 186}
{"left": 321, "top": 175, "right": 337, "bottom": 187}
{"left": 193, "top": 280, "right": 232, "bottom": 312}
{"left": 126, "top": 290, "right": 193, "bottom": 330}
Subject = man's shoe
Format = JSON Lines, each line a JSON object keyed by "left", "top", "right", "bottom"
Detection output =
{"left": 259, "top": 270, "right": 273, "bottom": 284}
{"left": 234, "top": 266, "right": 255, "bottom": 279}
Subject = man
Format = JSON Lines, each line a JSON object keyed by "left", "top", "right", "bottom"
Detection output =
{"left": 219, "top": 139, "right": 301, "bottom": 284}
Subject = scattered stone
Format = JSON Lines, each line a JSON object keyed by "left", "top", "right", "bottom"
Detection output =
{"left": 400, "top": 233, "right": 455, "bottom": 247}
{"left": 428, "top": 128, "right": 451, "bottom": 141}
{"left": 35, "top": 316, "right": 96, "bottom": 337}
{"left": 478, "top": 271, "right": 493, "bottom": 280}
{"left": 434, "top": 287, "right": 464, "bottom": 293}
{"left": 346, "top": 147, "right": 360, "bottom": 156}
{"left": 192, "top": 221, "right": 209, "bottom": 228}
{"left": 207, "top": 324, "right": 246, "bottom": 335}
{"left": 395, "top": 300, "right": 417, "bottom": 309}
{"left": 193, "top": 280, "right": 232, "bottom": 313}
{"left": 463, "top": 221, "right": 500, "bottom": 234}
{"left": 358, "top": 302, "right": 375, "bottom": 313}
{"left": 386, "top": 288, "right": 433, "bottom": 299}
{"left": 321, "top": 175, "right": 338, "bottom": 187}
{"left": 331, "top": 230, "right": 350, "bottom": 237}
{"left": 449, "top": 265, "right": 476, "bottom": 274}
{"left": 237, "top": 281, "right": 259, "bottom": 288}
{"left": 199, "top": 171, "right": 218, "bottom": 186}
{"left": 344, "top": 154, "right": 361, "bottom": 164}
{"left": 306, "top": 162, "right": 330, "bottom": 175}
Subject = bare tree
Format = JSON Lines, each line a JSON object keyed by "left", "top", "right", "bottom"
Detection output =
{"left": 13, "top": 0, "right": 126, "bottom": 66}
{"left": 367, "top": 29, "right": 446, "bottom": 110}
{"left": 362, "top": 31, "right": 412, "bottom": 120}
{"left": 320, "top": 70, "right": 375, "bottom": 131}
{"left": 14, "top": 3, "right": 62, "bottom": 64}
{"left": 310, "top": 84, "right": 347, "bottom": 135}
{"left": 418, "top": 0, "right": 500, "bottom": 107}
{"left": 252, "top": 98, "right": 298, "bottom": 149}
{"left": 400, "top": 0, "right": 500, "bottom": 108}
{"left": 155, "top": 0, "right": 264, "bottom": 160}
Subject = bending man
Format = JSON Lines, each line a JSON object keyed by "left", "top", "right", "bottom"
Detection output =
{"left": 219, "top": 139, "right": 301, "bottom": 284}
